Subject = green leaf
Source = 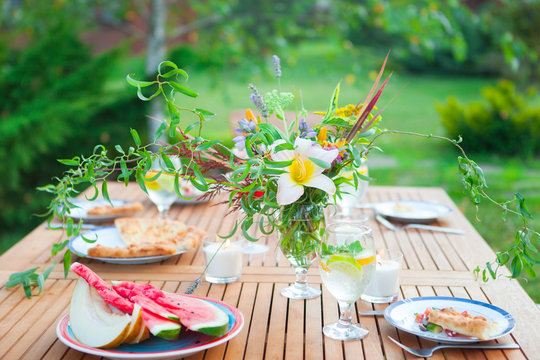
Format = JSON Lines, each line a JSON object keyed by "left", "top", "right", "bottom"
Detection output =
{"left": 161, "top": 67, "right": 188, "bottom": 80}
{"left": 510, "top": 255, "right": 523, "bottom": 278}
{"left": 486, "top": 262, "right": 496, "bottom": 279}
{"left": 43, "top": 261, "right": 57, "bottom": 280}
{"left": 136, "top": 84, "right": 161, "bottom": 101}
{"left": 22, "top": 279, "right": 32, "bottom": 298}
{"left": 52, "top": 240, "right": 68, "bottom": 257}
{"left": 515, "top": 193, "right": 533, "bottom": 219}
{"left": 272, "top": 142, "right": 294, "bottom": 152}
{"left": 135, "top": 169, "right": 148, "bottom": 194}
{"left": 9, "top": 267, "right": 39, "bottom": 281}
{"left": 57, "top": 158, "right": 79, "bottom": 166}
{"left": 126, "top": 74, "right": 156, "bottom": 88}
{"left": 160, "top": 153, "right": 175, "bottom": 172}
{"left": 5, "top": 277, "right": 23, "bottom": 288}
{"left": 84, "top": 183, "right": 99, "bottom": 201}
{"left": 265, "top": 160, "right": 293, "bottom": 168}
{"left": 169, "top": 82, "right": 198, "bottom": 97}
{"left": 309, "top": 157, "right": 331, "bottom": 169}
{"left": 101, "top": 181, "right": 112, "bottom": 206}
{"left": 195, "top": 108, "right": 216, "bottom": 120}
{"left": 218, "top": 221, "right": 239, "bottom": 239}
{"left": 63, "top": 250, "right": 72, "bottom": 278}
{"left": 36, "top": 274, "right": 45, "bottom": 295}
{"left": 130, "top": 128, "right": 141, "bottom": 146}
{"left": 195, "top": 140, "right": 220, "bottom": 151}
{"left": 120, "top": 159, "right": 129, "bottom": 186}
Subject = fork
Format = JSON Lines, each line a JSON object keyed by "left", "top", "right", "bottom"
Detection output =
{"left": 388, "top": 336, "right": 520, "bottom": 357}
{"left": 376, "top": 215, "right": 465, "bottom": 235}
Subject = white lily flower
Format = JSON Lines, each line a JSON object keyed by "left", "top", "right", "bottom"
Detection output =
{"left": 271, "top": 138, "right": 339, "bottom": 205}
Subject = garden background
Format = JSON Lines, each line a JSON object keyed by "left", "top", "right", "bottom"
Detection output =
{"left": 1, "top": 0, "right": 539, "bottom": 300}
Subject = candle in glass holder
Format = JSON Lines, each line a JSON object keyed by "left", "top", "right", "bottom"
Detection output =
{"left": 361, "top": 248, "right": 403, "bottom": 303}
{"left": 203, "top": 238, "right": 243, "bottom": 283}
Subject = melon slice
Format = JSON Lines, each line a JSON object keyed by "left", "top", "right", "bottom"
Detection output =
{"left": 70, "top": 278, "right": 131, "bottom": 349}
{"left": 114, "top": 281, "right": 229, "bottom": 337}
{"left": 122, "top": 303, "right": 144, "bottom": 344}
{"left": 126, "top": 320, "right": 150, "bottom": 344}
{"left": 71, "top": 262, "right": 134, "bottom": 314}
{"left": 141, "top": 309, "right": 181, "bottom": 340}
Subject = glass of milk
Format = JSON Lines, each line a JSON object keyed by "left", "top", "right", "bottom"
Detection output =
{"left": 203, "top": 237, "right": 244, "bottom": 283}
{"left": 361, "top": 248, "right": 403, "bottom": 303}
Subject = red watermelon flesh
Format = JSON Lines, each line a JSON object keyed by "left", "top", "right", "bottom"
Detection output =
{"left": 70, "top": 262, "right": 134, "bottom": 314}
{"left": 113, "top": 281, "right": 230, "bottom": 336}
{"left": 113, "top": 285, "right": 180, "bottom": 322}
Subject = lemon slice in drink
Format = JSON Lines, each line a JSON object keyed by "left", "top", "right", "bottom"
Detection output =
{"left": 144, "top": 171, "right": 175, "bottom": 192}
{"left": 326, "top": 259, "right": 363, "bottom": 279}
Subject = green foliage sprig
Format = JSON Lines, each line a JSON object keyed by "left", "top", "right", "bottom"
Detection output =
{"left": 8, "top": 57, "right": 538, "bottom": 298}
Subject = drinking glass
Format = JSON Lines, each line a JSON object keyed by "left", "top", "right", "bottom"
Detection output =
{"left": 337, "top": 159, "right": 369, "bottom": 215}
{"left": 318, "top": 223, "right": 376, "bottom": 340}
{"left": 144, "top": 157, "right": 180, "bottom": 219}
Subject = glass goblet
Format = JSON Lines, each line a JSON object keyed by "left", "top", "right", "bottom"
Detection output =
{"left": 318, "top": 223, "right": 376, "bottom": 340}
{"left": 144, "top": 157, "right": 180, "bottom": 219}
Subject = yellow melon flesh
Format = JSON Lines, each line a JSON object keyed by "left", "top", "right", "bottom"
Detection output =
{"left": 70, "top": 278, "right": 131, "bottom": 349}
{"left": 122, "top": 303, "right": 144, "bottom": 344}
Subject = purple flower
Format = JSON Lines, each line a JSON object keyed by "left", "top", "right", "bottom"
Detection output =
{"left": 248, "top": 84, "right": 268, "bottom": 118}
{"left": 298, "top": 118, "right": 316, "bottom": 139}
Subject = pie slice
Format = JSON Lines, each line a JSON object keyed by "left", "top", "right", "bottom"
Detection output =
{"left": 427, "top": 307, "right": 499, "bottom": 340}
{"left": 114, "top": 218, "right": 188, "bottom": 246}
{"left": 87, "top": 202, "right": 143, "bottom": 216}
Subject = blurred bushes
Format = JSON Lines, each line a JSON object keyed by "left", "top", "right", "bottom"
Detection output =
{"left": 0, "top": 24, "right": 146, "bottom": 244}
{"left": 437, "top": 80, "right": 540, "bottom": 156}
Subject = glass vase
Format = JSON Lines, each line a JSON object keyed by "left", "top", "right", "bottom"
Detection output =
{"left": 277, "top": 203, "right": 325, "bottom": 299}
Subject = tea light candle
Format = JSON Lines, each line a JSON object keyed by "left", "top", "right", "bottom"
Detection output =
{"left": 203, "top": 239, "right": 243, "bottom": 283}
{"left": 362, "top": 249, "right": 403, "bottom": 303}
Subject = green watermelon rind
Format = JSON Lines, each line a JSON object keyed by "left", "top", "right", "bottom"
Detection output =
{"left": 179, "top": 298, "right": 230, "bottom": 337}
{"left": 150, "top": 322, "right": 181, "bottom": 341}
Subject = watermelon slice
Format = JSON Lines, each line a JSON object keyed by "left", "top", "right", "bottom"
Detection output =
{"left": 113, "top": 281, "right": 230, "bottom": 336}
{"left": 141, "top": 309, "right": 181, "bottom": 340}
{"left": 71, "top": 263, "right": 134, "bottom": 314}
{"left": 113, "top": 286, "right": 180, "bottom": 322}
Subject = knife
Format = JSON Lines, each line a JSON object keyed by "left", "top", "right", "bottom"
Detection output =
{"left": 358, "top": 310, "right": 385, "bottom": 316}
{"left": 376, "top": 215, "right": 465, "bottom": 235}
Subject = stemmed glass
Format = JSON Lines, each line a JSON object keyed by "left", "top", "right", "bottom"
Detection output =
{"left": 338, "top": 158, "right": 369, "bottom": 215}
{"left": 144, "top": 157, "right": 180, "bottom": 219}
{"left": 318, "top": 223, "right": 376, "bottom": 340}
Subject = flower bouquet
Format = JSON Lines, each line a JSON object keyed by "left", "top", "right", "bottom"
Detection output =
{"left": 8, "top": 55, "right": 537, "bottom": 298}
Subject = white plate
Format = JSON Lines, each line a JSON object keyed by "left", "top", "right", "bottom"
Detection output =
{"left": 68, "top": 227, "right": 186, "bottom": 264}
{"left": 384, "top": 296, "right": 515, "bottom": 343}
{"left": 65, "top": 199, "right": 139, "bottom": 223}
{"left": 373, "top": 200, "right": 452, "bottom": 223}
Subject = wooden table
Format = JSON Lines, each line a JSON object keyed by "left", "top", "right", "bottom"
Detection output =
{"left": 1, "top": 183, "right": 539, "bottom": 359}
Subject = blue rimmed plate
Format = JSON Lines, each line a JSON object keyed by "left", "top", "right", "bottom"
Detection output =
{"left": 384, "top": 296, "right": 515, "bottom": 343}
{"left": 56, "top": 294, "right": 244, "bottom": 360}
{"left": 68, "top": 227, "right": 187, "bottom": 265}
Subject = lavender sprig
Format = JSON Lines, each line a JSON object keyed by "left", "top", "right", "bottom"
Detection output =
{"left": 299, "top": 118, "right": 316, "bottom": 138}
{"left": 249, "top": 83, "right": 269, "bottom": 118}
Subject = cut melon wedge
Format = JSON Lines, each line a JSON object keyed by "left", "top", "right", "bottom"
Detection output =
{"left": 70, "top": 278, "right": 131, "bottom": 349}
{"left": 122, "top": 303, "right": 144, "bottom": 344}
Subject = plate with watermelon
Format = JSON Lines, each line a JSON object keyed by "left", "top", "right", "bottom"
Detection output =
{"left": 56, "top": 263, "right": 244, "bottom": 359}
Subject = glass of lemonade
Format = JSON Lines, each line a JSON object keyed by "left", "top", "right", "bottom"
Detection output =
{"left": 318, "top": 223, "right": 376, "bottom": 340}
{"left": 143, "top": 157, "right": 180, "bottom": 219}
